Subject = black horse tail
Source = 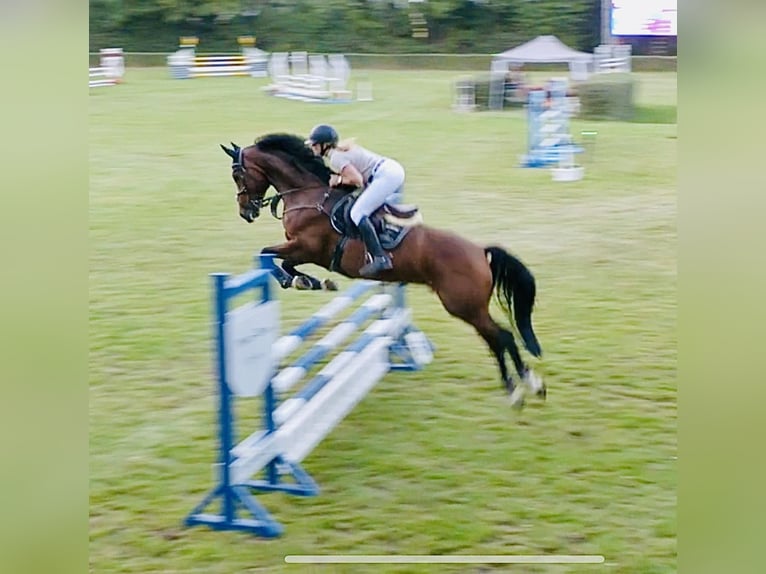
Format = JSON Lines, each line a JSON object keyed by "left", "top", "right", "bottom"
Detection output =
{"left": 484, "top": 246, "right": 542, "bottom": 357}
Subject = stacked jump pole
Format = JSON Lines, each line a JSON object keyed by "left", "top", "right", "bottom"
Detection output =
{"left": 168, "top": 36, "right": 268, "bottom": 80}
{"left": 520, "top": 77, "right": 583, "bottom": 175}
{"left": 593, "top": 44, "right": 632, "bottom": 74}
{"left": 185, "top": 254, "right": 433, "bottom": 537}
{"left": 89, "top": 48, "right": 125, "bottom": 88}
{"left": 263, "top": 51, "right": 357, "bottom": 103}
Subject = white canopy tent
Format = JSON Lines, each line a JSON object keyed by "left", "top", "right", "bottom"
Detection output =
{"left": 493, "top": 35, "right": 592, "bottom": 66}
{"left": 488, "top": 35, "right": 593, "bottom": 109}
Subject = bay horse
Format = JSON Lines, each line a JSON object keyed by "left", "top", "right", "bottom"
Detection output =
{"left": 220, "top": 133, "right": 545, "bottom": 406}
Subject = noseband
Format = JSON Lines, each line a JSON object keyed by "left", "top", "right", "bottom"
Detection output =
{"left": 233, "top": 148, "right": 272, "bottom": 213}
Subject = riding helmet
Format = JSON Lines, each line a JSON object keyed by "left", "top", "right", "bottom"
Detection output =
{"left": 307, "top": 124, "right": 339, "bottom": 146}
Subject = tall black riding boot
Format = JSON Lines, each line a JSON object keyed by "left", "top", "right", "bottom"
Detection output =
{"left": 357, "top": 216, "right": 393, "bottom": 277}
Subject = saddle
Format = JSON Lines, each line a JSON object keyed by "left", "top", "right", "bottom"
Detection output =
{"left": 328, "top": 193, "right": 423, "bottom": 272}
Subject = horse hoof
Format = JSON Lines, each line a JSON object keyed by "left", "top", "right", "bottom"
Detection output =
{"left": 292, "top": 276, "right": 313, "bottom": 290}
{"left": 322, "top": 279, "right": 339, "bottom": 291}
{"left": 509, "top": 386, "right": 526, "bottom": 410}
{"left": 523, "top": 369, "right": 545, "bottom": 400}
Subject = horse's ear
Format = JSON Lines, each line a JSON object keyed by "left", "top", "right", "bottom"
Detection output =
{"left": 231, "top": 142, "right": 241, "bottom": 152}
{"left": 220, "top": 144, "right": 237, "bottom": 160}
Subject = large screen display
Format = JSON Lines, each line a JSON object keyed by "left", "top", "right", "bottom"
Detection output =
{"left": 611, "top": 0, "right": 677, "bottom": 37}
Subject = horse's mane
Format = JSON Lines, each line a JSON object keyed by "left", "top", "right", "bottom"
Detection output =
{"left": 254, "top": 133, "right": 331, "bottom": 182}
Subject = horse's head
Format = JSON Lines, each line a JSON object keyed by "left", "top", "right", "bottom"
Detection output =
{"left": 221, "top": 134, "right": 333, "bottom": 223}
{"left": 220, "top": 142, "right": 270, "bottom": 223}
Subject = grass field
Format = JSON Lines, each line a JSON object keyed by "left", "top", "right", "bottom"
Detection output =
{"left": 89, "top": 69, "right": 677, "bottom": 573}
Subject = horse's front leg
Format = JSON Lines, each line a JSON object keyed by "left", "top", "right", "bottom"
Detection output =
{"left": 283, "top": 260, "right": 339, "bottom": 291}
{"left": 261, "top": 242, "right": 337, "bottom": 291}
{"left": 261, "top": 240, "right": 297, "bottom": 289}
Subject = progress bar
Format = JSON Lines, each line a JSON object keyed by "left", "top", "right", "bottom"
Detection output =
{"left": 285, "top": 555, "right": 605, "bottom": 564}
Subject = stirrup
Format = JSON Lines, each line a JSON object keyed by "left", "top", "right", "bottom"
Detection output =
{"left": 359, "top": 255, "right": 393, "bottom": 277}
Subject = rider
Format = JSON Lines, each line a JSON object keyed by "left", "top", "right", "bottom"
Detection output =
{"left": 306, "top": 124, "right": 404, "bottom": 277}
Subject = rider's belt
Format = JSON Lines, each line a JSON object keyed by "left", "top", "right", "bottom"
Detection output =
{"left": 367, "top": 159, "right": 386, "bottom": 184}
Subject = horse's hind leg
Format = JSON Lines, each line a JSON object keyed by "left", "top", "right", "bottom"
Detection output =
{"left": 472, "top": 312, "right": 530, "bottom": 408}
{"left": 434, "top": 281, "right": 528, "bottom": 407}
{"left": 474, "top": 311, "right": 546, "bottom": 401}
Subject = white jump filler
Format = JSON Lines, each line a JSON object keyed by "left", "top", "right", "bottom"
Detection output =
{"left": 184, "top": 254, "right": 433, "bottom": 537}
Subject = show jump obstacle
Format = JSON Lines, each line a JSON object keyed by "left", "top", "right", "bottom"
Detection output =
{"left": 521, "top": 77, "right": 584, "bottom": 180}
{"left": 89, "top": 48, "right": 125, "bottom": 88}
{"left": 184, "top": 254, "right": 433, "bottom": 537}
{"left": 263, "top": 51, "right": 361, "bottom": 103}
{"left": 167, "top": 36, "right": 268, "bottom": 79}
{"left": 594, "top": 43, "right": 632, "bottom": 74}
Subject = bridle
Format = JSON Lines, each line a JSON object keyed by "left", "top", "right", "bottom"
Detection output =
{"left": 233, "top": 147, "right": 336, "bottom": 220}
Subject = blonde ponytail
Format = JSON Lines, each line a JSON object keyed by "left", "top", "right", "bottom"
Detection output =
{"left": 336, "top": 137, "right": 356, "bottom": 152}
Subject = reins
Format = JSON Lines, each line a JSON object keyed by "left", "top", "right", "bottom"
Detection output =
{"left": 275, "top": 189, "right": 334, "bottom": 219}
{"left": 235, "top": 146, "right": 338, "bottom": 220}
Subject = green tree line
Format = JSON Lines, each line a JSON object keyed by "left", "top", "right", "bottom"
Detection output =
{"left": 90, "top": 0, "right": 601, "bottom": 53}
